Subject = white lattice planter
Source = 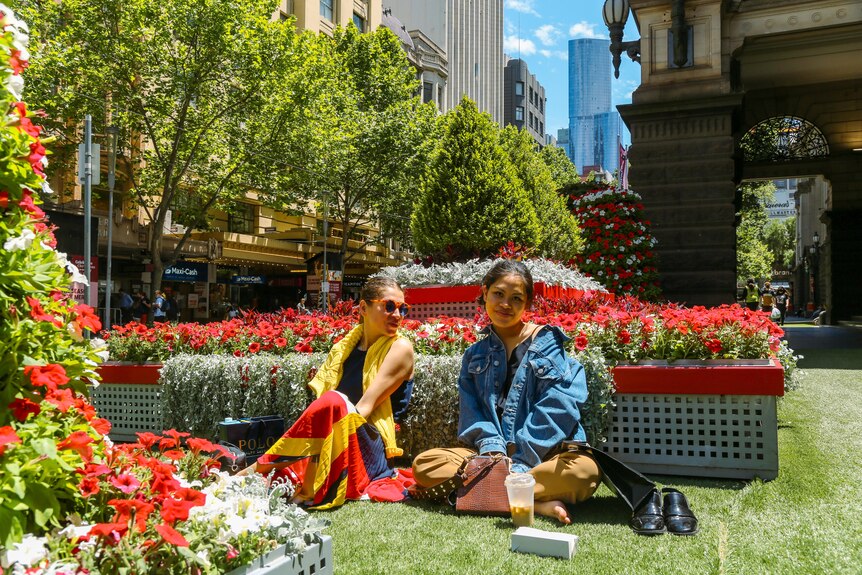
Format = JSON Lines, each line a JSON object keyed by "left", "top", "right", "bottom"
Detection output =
{"left": 227, "top": 536, "right": 333, "bottom": 575}
{"left": 90, "top": 363, "right": 163, "bottom": 442}
{"left": 603, "top": 359, "right": 785, "bottom": 480}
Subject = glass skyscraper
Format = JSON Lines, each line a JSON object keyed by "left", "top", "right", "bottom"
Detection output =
{"left": 567, "top": 38, "right": 622, "bottom": 175}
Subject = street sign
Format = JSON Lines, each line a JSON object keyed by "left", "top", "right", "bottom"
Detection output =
{"left": 77, "top": 143, "right": 101, "bottom": 185}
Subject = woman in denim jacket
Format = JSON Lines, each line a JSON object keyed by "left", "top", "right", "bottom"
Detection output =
{"left": 412, "top": 260, "right": 601, "bottom": 523}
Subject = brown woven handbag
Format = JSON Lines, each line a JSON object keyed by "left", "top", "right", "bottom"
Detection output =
{"left": 454, "top": 454, "right": 511, "bottom": 516}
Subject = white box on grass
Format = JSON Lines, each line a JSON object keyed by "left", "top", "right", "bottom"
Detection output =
{"left": 510, "top": 527, "right": 578, "bottom": 559}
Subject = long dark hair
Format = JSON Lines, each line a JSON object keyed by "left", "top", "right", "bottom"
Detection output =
{"left": 478, "top": 260, "right": 534, "bottom": 306}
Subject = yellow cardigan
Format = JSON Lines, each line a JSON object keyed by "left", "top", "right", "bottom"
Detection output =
{"left": 307, "top": 324, "right": 405, "bottom": 458}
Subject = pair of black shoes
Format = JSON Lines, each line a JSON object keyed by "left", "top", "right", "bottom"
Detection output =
{"left": 630, "top": 488, "right": 698, "bottom": 536}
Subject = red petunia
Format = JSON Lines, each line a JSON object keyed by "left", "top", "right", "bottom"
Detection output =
{"left": 574, "top": 332, "right": 589, "bottom": 352}
{"left": 0, "top": 425, "right": 22, "bottom": 457}
{"left": 72, "top": 303, "right": 102, "bottom": 333}
{"left": 248, "top": 342, "right": 261, "bottom": 353}
{"left": 57, "top": 430, "right": 94, "bottom": 461}
{"left": 88, "top": 523, "right": 129, "bottom": 542}
{"left": 160, "top": 498, "right": 195, "bottom": 524}
{"left": 90, "top": 417, "right": 112, "bottom": 436}
{"left": 8, "top": 397, "right": 41, "bottom": 421}
{"left": 45, "top": 387, "right": 76, "bottom": 413}
{"left": 155, "top": 523, "right": 189, "bottom": 547}
{"left": 185, "top": 437, "right": 216, "bottom": 456}
{"left": 274, "top": 337, "right": 287, "bottom": 348}
{"left": 108, "top": 498, "right": 155, "bottom": 532}
{"left": 136, "top": 432, "right": 162, "bottom": 450}
{"left": 25, "top": 296, "right": 59, "bottom": 325}
{"left": 24, "top": 364, "right": 69, "bottom": 390}
{"left": 78, "top": 476, "right": 101, "bottom": 497}
{"left": 109, "top": 473, "right": 142, "bottom": 494}
{"left": 162, "top": 449, "right": 185, "bottom": 461}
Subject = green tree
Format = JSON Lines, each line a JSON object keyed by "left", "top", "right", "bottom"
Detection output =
{"left": 411, "top": 97, "right": 541, "bottom": 260}
{"left": 263, "top": 25, "right": 437, "bottom": 271}
{"left": 18, "top": 0, "right": 308, "bottom": 294}
{"left": 736, "top": 180, "right": 775, "bottom": 282}
{"left": 539, "top": 144, "right": 580, "bottom": 188}
{"left": 499, "top": 125, "right": 581, "bottom": 260}
{"left": 765, "top": 216, "right": 796, "bottom": 271}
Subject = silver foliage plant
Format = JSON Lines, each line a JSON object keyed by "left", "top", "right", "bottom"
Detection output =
{"left": 374, "top": 258, "right": 606, "bottom": 290}
{"left": 160, "top": 351, "right": 615, "bottom": 455}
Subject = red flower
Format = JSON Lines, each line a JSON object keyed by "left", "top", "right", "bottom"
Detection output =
{"left": 109, "top": 473, "right": 142, "bottom": 494}
{"left": 24, "top": 364, "right": 69, "bottom": 390}
{"left": 274, "top": 337, "right": 288, "bottom": 348}
{"left": 162, "top": 449, "right": 186, "bottom": 461}
{"left": 0, "top": 425, "right": 22, "bottom": 457}
{"left": 186, "top": 437, "right": 216, "bottom": 456}
{"left": 136, "top": 432, "right": 162, "bottom": 450}
{"left": 574, "top": 332, "right": 589, "bottom": 352}
{"left": 9, "top": 397, "right": 41, "bottom": 421}
{"left": 91, "top": 417, "right": 112, "bottom": 436}
{"left": 88, "top": 523, "right": 129, "bottom": 542}
{"left": 26, "top": 296, "right": 59, "bottom": 325}
{"left": 72, "top": 303, "right": 102, "bottom": 333}
{"left": 108, "top": 498, "right": 155, "bottom": 532}
{"left": 155, "top": 523, "right": 189, "bottom": 547}
{"left": 705, "top": 339, "right": 723, "bottom": 354}
{"left": 174, "top": 487, "right": 206, "bottom": 507}
{"left": 45, "top": 388, "right": 76, "bottom": 412}
{"left": 57, "top": 430, "right": 94, "bottom": 460}
{"left": 248, "top": 342, "right": 261, "bottom": 353}
{"left": 78, "top": 463, "right": 112, "bottom": 477}
{"left": 78, "top": 476, "right": 101, "bottom": 497}
{"left": 160, "top": 498, "right": 195, "bottom": 524}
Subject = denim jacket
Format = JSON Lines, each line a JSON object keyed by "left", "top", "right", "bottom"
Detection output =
{"left": 458, "top": 324, "right": 588, "bottom": 473}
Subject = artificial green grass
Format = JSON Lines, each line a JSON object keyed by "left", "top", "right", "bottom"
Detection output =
{"left": 319, "top": 349, "right": 862, "bottom": 575}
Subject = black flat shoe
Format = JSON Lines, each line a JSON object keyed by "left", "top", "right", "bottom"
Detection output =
{"left": 662, "top": 488, "right": 699, "bottom": 536}
{"left": 629, "top": 489, "right": 666, "bottom": 535}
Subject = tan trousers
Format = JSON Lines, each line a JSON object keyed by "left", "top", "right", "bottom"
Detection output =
{"left": 412, "top": 447, "right": 601, "bottom": 504}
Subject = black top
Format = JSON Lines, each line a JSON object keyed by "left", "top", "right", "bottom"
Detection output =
{"left": 496, "top": 337, "right": 532, "bottom": 419}
{"left": 338, "top": 345, "right": 414, "bottom": 423}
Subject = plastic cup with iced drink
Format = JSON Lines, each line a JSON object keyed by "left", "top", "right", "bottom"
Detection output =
{"left": 505, "top": 473, "right": 535, "bottom": 527}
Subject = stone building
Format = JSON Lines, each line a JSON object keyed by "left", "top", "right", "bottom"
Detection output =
{"left": 503, "top": 58, "right": 546, "bottom": 146}
{"left": 615, "top": 0, "right": 862, "bottom": 322}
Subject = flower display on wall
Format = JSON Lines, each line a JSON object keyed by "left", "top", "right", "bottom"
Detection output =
{"left": 567, "top": 184, "right": 662, "bottom": 300}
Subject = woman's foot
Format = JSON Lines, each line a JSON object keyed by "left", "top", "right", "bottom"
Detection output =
{"left": 535, "top": 500, "right": 571, "bottom": 524}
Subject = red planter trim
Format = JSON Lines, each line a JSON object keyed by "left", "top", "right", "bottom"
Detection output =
{"left": 612, "top": 359, "right": 785, "bottom": 396}
{"left": 403, "top": 283, "right": 592, "bottom": 305}
{"left": 97, "top": 363, "right": 162, "bottom": 385}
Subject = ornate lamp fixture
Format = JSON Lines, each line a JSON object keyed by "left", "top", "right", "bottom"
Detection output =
{"left": 602, "top": 0, "right": 641, "bottom": 78}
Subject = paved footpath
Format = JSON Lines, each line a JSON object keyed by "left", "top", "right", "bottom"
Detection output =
{"left": 782, "top": 322, "right": 862, "bottom": 351}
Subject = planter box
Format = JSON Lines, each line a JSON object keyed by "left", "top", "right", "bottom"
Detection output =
{"left": 226, "top": 536, "right": 332, "bottom": 575}
{"left": 603, "top": 359, "right": 785, "bottom": 480}
{"left": 90, "top": 363, "right": 164, "bottom": 442}
{"left": 403, "top": 283, "right": 592, "bottom": 321}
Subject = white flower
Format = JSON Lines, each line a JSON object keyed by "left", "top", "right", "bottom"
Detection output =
{"left": 3, "top": 228, "right": 36, "bottom": 251}
{"left": 3, "top": 534, "right": 48, "bottom": 567}
{"left": 42, "top": 181, "right": 54, "bottom": 195}
{"left": 90, "top": 338, "right": 110, "bottom": 362}
{"left": 5, "top": 73, "right": 24, "bottom": 99}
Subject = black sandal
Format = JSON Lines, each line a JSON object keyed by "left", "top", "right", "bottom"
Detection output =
{"left": 629, "top": 489, "right": 666, "bottom": 535}
{"left": 662, "top": 488, "right": 699, "bottom": 536}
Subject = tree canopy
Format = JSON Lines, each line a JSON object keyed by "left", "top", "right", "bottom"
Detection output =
{"left": 539, "top": 144, "right": 580, "bottom": 189}
{"left": 736, "top": 180, "right": 775, "bottom": 282}
{"left": 411, "top": 97, "right": 541, "bottom": 261}
{"left": 19, "top": 0, "right": 308, "bottom": 292}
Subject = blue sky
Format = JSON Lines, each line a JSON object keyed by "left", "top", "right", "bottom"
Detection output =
{"left": 502, "top": 0, "right": 640, "bottom": 137}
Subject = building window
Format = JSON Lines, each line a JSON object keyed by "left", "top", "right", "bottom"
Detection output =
{"left": 320, "top": 0, "right": 334, "bottom": 21}
{"left": 352, "top": 13, "right": 365, "bottom": 31}
{"left": 528, "top": 112, "right": 534, "bottom": 128}
{"left": 515, "top": 81, "right": 524, "bottom": 96}
{"left": 540, "top": 98, "right": 544, "bottom": 113}
{"left": 515, "top": 106, "right": 524, "bottom": 121}
{"left": 228, "top": 203, "right": 255, "bottom": 234}
{"left": 539, "top": 121, "right": 544, "bottom": 135}
{"left": 423, "top": 82, "right": 434, "bottom": 103}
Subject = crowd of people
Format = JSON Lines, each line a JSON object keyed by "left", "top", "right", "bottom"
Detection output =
{"left": 743, "top": 278, "right": 789, "bottom": 325}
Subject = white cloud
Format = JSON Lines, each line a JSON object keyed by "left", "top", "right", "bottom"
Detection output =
{"left": 505, "top": 0, "right": 540, "bottom": 17}
{"left": 539, "top": 49, "right": 568, "bottom": 60}
{"left": 568, "top": 20, "right": 603, "bottom": 39}
{"left": 504, "top": 35, "right": 537, "bottom": 56}
{"left": 535, "top": 24, "right": 560, "bottom": 46}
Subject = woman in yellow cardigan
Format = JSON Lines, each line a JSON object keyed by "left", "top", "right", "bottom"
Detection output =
{"left": 238, "top": 277, "right": 415, "bottom": 509}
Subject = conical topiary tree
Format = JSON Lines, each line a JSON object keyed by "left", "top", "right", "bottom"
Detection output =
{"left": 499, "top": 125, "right": 581, "bottom": 261}
{"left": 1, "top": 6, "right": 109, "bottom": 547}
{"left": 411, "top": 96, "right": 541, "bottom": 261}
{"left": 564, "top": 180, "right": 661, "bottom": 300}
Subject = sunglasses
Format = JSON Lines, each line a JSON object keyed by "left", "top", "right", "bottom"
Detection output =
{"left": 368, "top": 299, "right": 411, "bottom": 317}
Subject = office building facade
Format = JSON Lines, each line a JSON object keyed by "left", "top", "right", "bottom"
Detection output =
{"left": 567, "top": 38, "right": 621, "bottom": 174}
{"left": 385, "top": 0, "right": 504, "bottom": 123}
{"left": 503, "top": 58, "right": 546, "bottom": 146}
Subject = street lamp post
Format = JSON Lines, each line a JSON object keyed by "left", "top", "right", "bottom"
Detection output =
{"left": 602, "top": 0, "right": 641, "bottom": 79}
{"left": 104, "top": 126, "right": 119, "bottom": 329}
{"left": 809, "top": 232, "right": 820, "bottom": 308}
